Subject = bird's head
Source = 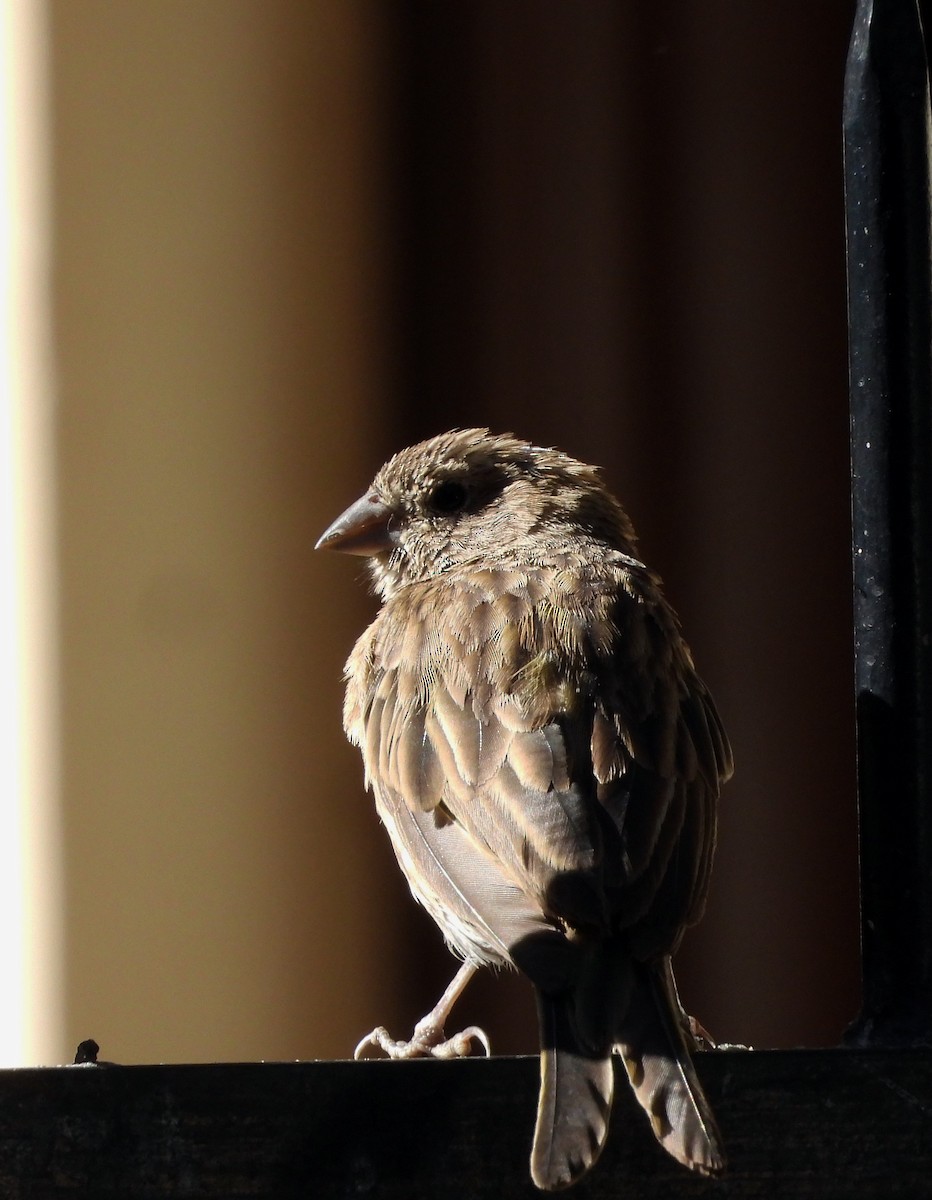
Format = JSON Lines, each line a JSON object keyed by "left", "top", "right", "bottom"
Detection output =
{"left": 316, "top": 428, "right": 638, "bottom": 597}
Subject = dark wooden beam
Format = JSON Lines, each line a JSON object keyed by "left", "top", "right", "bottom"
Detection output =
{"left": 1, "top": 1051, "right": 930, "bottom": 1197}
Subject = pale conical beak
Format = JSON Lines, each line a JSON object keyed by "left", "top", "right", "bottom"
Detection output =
{"left": 315, "top": 490, "right": 397, "bottom": 556}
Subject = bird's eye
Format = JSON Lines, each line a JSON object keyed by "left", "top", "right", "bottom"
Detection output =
{"left": 427, "top": 479, "right": 469, "bottom": 515}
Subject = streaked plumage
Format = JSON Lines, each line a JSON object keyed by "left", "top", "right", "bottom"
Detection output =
{"left": 317, "top": 429, "right": 732, "bottom": 1190}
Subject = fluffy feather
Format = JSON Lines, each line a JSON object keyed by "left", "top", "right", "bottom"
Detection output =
{"left": 324, "top": 430, "right": 732, "bottom": 1189}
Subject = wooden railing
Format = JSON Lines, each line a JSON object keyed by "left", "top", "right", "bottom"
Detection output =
{"left": 2, "top": 1049, "right": 931, "bottom": 1197}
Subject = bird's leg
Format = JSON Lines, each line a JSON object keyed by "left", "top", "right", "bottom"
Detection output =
{"left": 354, "top": 960, "right": 491, "bottom": 1060}
{"left": 684, "top": 1014, "right": 717, "bottom": 1051}
{"left": 659, "top": 956, "right": 748, "bottom": 1051}
{"left": 658, "top": 956, "right": 717, "bottom": 1051}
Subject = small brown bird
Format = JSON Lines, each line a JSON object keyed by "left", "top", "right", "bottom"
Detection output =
{"left": 317, "top": 429, "right": 732, "bottom": 1190}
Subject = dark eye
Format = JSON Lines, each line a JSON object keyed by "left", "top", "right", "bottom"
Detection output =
{"left": 427, "top": 479, "right": 469, "bottom": 514}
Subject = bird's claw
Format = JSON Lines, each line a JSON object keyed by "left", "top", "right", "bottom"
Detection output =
{"left": 685, "top": 1015, "right": 718, "bottom": 1051}
{"left": 426, "top": 1024, "right": 491, "bottom": 1058}
{"left": 354, "top": 1021, "right": 491, "bottom": 1061}
{"left": 683, "top": 1014, "right": 751, "bottom": 1052}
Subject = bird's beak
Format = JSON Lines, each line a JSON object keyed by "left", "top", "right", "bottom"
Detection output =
{"left": 315, "top": 490, "right": 397, "bottom": 556}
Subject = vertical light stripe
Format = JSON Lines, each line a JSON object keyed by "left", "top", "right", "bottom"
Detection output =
{"left": 0, "top": 0, "right": 62, "bottom": 1066}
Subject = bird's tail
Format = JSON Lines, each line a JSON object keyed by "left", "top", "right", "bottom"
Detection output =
{"left": 529, "top": 946, "right": 723, "bottom": 1190}
{"left": 615, "top": 956, "right": 725, "bottom": 1177}
{"left": 530, "top": 990, "right": 615, "bottom": 1191}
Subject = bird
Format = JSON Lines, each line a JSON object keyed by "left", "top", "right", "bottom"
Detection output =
{"left": 316, "top": 428, "right": 732, "bottom": 1190}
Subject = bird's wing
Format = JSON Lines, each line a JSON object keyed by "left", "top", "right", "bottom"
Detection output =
{"left": 346, "top": 570, "right": 609, "bottom": 934}
{"left": 588, "top": 573, "right": 733, "bottom": 954}
{"left": 345, "top": 564, "right": 731, "bottom": 955}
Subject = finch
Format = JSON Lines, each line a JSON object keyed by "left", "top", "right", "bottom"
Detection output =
{"left": 317, "top": 429, "right": 732, "bottom": 1190}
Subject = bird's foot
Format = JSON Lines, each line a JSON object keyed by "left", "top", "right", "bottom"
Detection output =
{"left": 354, "top": 1014, "right": 491, "bottom": 1061}
{"left": 685, "top": 1015, "right": 718, "bottom": 1051}
{"left": 683, "top": 1014, "right": 752, "bottom": 1052}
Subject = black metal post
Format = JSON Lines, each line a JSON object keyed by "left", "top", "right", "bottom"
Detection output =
{"left": 844, "top": 0, "right": 932, "bottom": 1045}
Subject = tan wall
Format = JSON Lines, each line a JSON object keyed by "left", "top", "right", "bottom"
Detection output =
{"left": 51, "top": 0, "right": 401, "bottom": 1064}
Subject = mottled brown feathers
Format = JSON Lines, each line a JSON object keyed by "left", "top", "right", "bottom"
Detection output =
{"left": 322, "top": 429, "right": 732, "bottom": 1189}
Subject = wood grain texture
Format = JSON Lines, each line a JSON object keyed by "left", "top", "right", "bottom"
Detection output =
{"left": 0, "top": 1049, "right": 929, "bottom": 1198}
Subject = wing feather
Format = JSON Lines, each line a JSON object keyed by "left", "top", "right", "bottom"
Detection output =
{"left": 394, "top": 705, "right": 445, "bottom": 811}
{"left": 373, "top": 778, "right": 565, "bottom": 966}
{"left": 507, "top": 727, "right": 556, "bottom": 792}
{"left": 431, "top": 684, "right": 481, "bottom": 785}
{"left": 348, "top": 560, "right": 731, "bottom": 961}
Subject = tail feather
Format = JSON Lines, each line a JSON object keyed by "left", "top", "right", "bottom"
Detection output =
{"left": 529, "top": 945, "right": 724, "bottom": 1190}
{"left": 616, "top": 958, "right": 725, "bottom": 1176}
{"left": 530, "top": 992, "right": 614, "bottom": 1191}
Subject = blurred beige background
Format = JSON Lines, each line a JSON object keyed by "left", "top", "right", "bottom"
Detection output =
{"left": 51, "top": 0, "right": 396, "bottom": 1063}
{"left": 22, "top": 0, "right": 861, "bottom": 1065}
